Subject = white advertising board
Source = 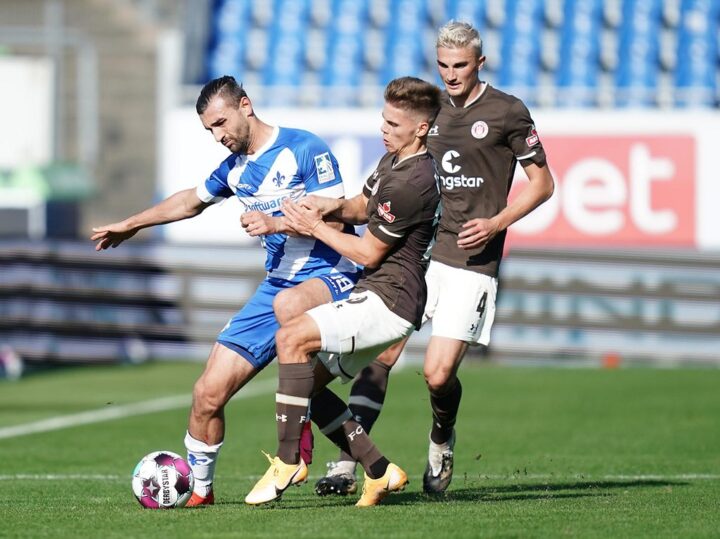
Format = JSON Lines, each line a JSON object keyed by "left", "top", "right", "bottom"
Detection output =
{"left": 161, "top": 106, "right": 720, "bottom": 251}
{"left": 0, "top": 57, "right": 54, "bottom": 168}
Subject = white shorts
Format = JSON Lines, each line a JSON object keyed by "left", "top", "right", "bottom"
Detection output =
{"left": 306, "top": 290, "right": 414, "bottom": 383}
{"left": 423, "top": 260, "right": 498, "bottom": 345}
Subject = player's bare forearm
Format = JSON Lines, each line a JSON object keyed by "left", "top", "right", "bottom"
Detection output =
{"left": 493, "top": 163, "right": 554, "bottom": 232}
{"left": 253, "top": 215, "right": 344, "bottom": 237}
{"left": 282, "top": 199, "right": 387, "bottom": 266}
{"left": 91, "top": 188, "right": 207, "bottom": 250}
{"left": 312, "top": 222, "right": 389, "bottom": 268}
{"left": 123, "top": 189, "right": 207, "bottom": 231}
{"left": 304, "top": 193, "right": 368, "bottom": 224}
{"left": 331, "top": 194, "right": 369, "bottom": 224}
{"left": 457, "top": 164, "right": 553, "bottom": 250}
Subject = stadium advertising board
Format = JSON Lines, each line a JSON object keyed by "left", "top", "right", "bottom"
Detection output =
{"left": 161, "top": 108, "right": 719, "bottom": 251}
{"left": 509, "top": 135, "right": 695, "bottom": 249}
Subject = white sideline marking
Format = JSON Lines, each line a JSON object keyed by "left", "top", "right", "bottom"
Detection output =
{"left": 0, "top": 379, "right": 276, "bottom": 441}
{"left": 0, "top": 474, "right": 124, "bottom": 480}
{"left": 473, "top": 473, "right": 720, "bottom": 481}
{"left": 1, "top": 473, "right": 718, "bottom": 482}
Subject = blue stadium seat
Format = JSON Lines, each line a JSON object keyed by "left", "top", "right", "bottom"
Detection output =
{"left": 201, "top": 0, "right": 720, "bottom": 108}
{"left": 498, "top": 0, "right": 544, "bottom": 104}
{"left": 206, "top": 0, "right": 250, "bottom": 81}
{"left": 556, "top": 0, "right": 603, "bottom": 107}
{"left": 262, "top": 0, "right": 309, "bottom": 89}
{"left": 321, "top": 0, "right": 368, "bottom": 105}
{"left": 615, "top": 0, "right": 664, "bottom": 107}
{"left": 446, "top": 0, "right": 488, "bottom": 28}
{"left": 381, "top": 0, "right": 427, "bottom": 84}
{"left": 674, "top": 0, "right": 719, "bottom": 106}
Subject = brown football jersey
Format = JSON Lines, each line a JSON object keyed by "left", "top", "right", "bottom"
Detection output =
{"left": 427, "top": 85, "right": 546, "bottom": 277}
{"left": 353, "top": 151, "right": 440, "bottom": 329}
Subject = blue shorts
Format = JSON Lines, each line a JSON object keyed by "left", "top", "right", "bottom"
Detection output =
{"left": 217, "top": 272, "right": 360, "bottom": 370}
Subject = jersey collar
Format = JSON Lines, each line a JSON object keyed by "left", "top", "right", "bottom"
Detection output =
{"left": 448, "top": 81, "right": 488, "bottom": 109}
{"left": 392, "top": 149, "right": 427, "bottom": 168}
{"left": 246, "top": 125, "right": 280, "bottom": 161}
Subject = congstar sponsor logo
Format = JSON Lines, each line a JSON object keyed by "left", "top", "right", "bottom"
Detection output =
{"left": 438, "top": 150, "right": 484, "bottom": 190}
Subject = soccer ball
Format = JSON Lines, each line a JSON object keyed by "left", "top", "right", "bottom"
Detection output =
{"left": 131, "top": 450, "right": 194, "bottom": 509}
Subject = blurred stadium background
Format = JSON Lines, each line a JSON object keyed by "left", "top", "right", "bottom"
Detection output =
{"left": 1, "top": 0, "right": 719, "bottom": 375}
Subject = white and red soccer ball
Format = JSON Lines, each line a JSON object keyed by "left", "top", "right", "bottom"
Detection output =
{"left": 131, "top": 451, "right": 194, "bottom": 509}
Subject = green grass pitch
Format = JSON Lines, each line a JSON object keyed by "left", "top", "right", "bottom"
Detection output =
{"left": 1, "top": 361, "right": 719, "bottom": 538}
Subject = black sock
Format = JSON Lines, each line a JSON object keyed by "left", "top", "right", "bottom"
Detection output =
{"left": 312, "top": 388, "right": 388, "bottom": 479}
{"left": 339, "top": 360, "right": 391, "bottom": 462}
{"left": 429, "top": 377, "right": 462, "bottom": 444}
{"left": 368, "top": 457, "right": 390, "bottom": 479}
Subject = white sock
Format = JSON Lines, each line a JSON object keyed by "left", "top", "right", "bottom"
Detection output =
{"left": 331, "top": 460, "right": 357, "bottom": 477}
{"left": 427, "top": 431, "right": 455, "bottom": 476}
{"left": 184, "top": 431, "right": 223, "bottom": 496}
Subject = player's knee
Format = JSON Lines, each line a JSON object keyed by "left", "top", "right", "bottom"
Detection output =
{"left": 424, "top": 367, "right": 453, "bottom": 393}
{"left": 376, "top": 341, "right": 404, "bottom": 367}
{"left": 273, "top": 289, "right": 299, "bottom": 326}
{"left": 276, "top": 321, "right": 314, "bottom": 362}
{"left": 275, "top": 325, "right": 299, "bottom": 357}
{"left": 191, "top": 377, "right": 226, "bottom": 416}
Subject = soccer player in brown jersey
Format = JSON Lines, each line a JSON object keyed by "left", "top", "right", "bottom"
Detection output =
{"left": 243, "top": 77, "right": 441, "bottom": 507}
{"left": 314, "top": 20, "right": 555, "bottom": 496}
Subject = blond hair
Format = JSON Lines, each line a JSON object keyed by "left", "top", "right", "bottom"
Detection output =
{"left": 436, "top": 20, "right": 483, "bottom": 56}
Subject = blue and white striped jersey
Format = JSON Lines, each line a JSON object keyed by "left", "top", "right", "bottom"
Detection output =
{"left": 196, "top": 126, "right": 358, "bottom": 283}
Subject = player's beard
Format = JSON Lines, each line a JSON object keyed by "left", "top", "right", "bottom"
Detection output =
{"left": 228, "top": 135, "right": 250, "bottom": 154}
{"left": 228, "top": 123, "right": 252, "bottom": 154}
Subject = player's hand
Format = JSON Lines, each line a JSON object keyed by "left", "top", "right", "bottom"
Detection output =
{"left": 241, "top": 211, "right": 276, "bottom": 236}
{"left": 457, "top": 218, "right": 499, "bottom": 250}
{"left": 298, "top": 195, "right": 340, "bottom": 216}
{"left": 90, "top": 222, "right": 138, "bottom": 251}
{"left": 282, "top": 199, "right": 323, "bottom": 236}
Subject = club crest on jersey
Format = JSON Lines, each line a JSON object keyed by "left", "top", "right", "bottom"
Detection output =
{"left": 314, "top": 152, "right": 336, "bottom": 183}
{"left": 272, "top": 170, "right": 285, "bottom": 187}
{"left": 377, "top": 201, "right": 396, "bottom": 223}
{"left": 526, "top": 125, "right": 539, "bottom": 146}
{"left": 471, "top": 121, "right": 489, "bottom": 139}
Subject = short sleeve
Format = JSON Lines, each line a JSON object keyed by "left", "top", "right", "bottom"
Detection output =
{"left": 505, "top": 100, "right": 547, "bottom": 167}
{"left": 363, "top": 153, "right": 391, "bottom": 198}
{"left": 363, "top": 170, "right": 379, "bottom": 199}
{"left": 367, "top": 182, "right": 423, "bottom": 246}
{"left": 196, "top": 154, "right": 235, "bottom": 203}
{"left": 295, "top": 133, "right": 344, "bottom": 197}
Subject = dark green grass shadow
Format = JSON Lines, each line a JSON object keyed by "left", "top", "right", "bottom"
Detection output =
{"left": 206, "top": 479, "right": 686, "bottom": 510}
{"left": 385, "top": 478, "right": 687, "bottom": 505}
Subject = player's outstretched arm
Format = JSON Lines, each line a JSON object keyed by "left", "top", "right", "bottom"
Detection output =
{"left": 457, "top": 163, "right": 554, "bottom": 250}
{"left": 283, "top": 200, "right": 390, "bottom": 268}
{"left": 91, "top": 188, "right": 209, "bottom": 251}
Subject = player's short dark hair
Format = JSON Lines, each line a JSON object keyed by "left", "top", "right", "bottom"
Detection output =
{"left": 195, "top": 75, "right": 248, "bottom": 114}
{"left": 384, "top": 77, "right": 442, "bottom": 124}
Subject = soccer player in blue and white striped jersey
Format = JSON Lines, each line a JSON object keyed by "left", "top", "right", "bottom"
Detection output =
{"left": 91, "top": 76, "right": 360, "bottom": 506}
